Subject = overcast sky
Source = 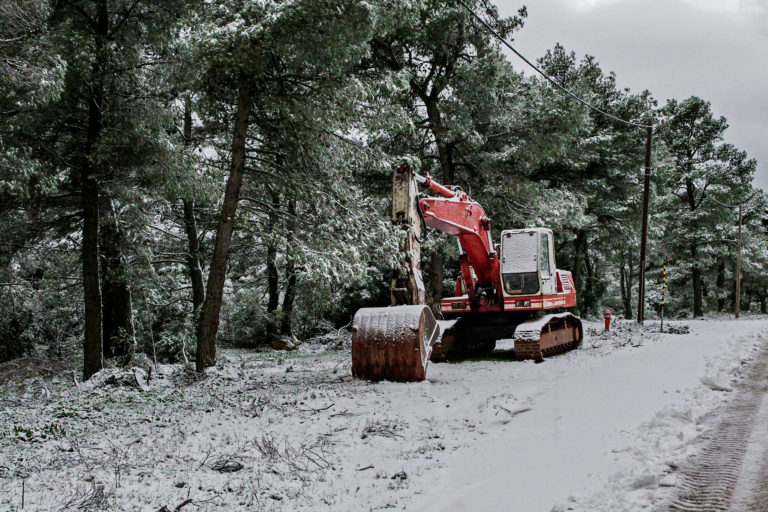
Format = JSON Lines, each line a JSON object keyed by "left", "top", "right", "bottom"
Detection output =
{"left": 496, "top": 0, "right": 767, "bottom": 189}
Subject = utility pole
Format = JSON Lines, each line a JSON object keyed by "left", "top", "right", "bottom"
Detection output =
{"left": 660, "top": 265, "right": 666, "bottom": 332}
{"left": 637, "top": 118, "right": 653, "bottom": 324}
{"left": 735, "top": 203, "right": 743, "bottom": 318}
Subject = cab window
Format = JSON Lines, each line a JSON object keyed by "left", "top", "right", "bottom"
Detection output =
{"left": 541, "top": 233, "right": 551, "bottom": 278}
{"left": 501, "top": 231, "right": 540, "bottom": 295}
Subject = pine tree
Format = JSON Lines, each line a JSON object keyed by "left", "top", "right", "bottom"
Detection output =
{"left": 368, "top": 0, "right": 526, "bottom": 312}
{"left": 190, "top": 0, "right": 380, "bottom": 369}
{"left": 502, "top": 45, "right": 654, "bottom": 316}
{"left": 656, "top": 97, "right": 755, "bottom": 317}
{"left": 17, "top": 0, "right": 191, "bottom": 378}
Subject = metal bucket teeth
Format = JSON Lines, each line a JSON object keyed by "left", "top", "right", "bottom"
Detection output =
{"left": 351, "top": 305, "right": 438, "bottom": 382}
{"left": 514, "top": 312, "right": 583, "bottom": 361}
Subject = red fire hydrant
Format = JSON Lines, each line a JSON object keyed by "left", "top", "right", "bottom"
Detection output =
{"left": 604, "top": 309, "right": 612, "bottom": 331}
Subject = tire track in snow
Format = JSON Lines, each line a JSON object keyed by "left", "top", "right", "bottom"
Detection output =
{"left": 657, "top": 342, "right": 768, "bottom": 512}
{"left": 728, "top": 361, "right": 768, "bottom": 512}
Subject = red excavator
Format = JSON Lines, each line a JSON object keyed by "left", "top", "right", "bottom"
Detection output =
{"left": 351, "top": 164, "right": 583, "bottom": 381}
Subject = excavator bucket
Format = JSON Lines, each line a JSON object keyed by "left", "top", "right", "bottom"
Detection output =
{"left": 351, "top": 305, "right": 438, "bottom": 382}
{"left": 514, "top": 313, "right": 583, "bottom": 361}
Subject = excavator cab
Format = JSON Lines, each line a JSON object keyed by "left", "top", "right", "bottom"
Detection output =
{"left": 498, "top": 227, "right": 577, "bottom": 312}
{"left": 500, "top": 228, "right": 555, "bottom": 297}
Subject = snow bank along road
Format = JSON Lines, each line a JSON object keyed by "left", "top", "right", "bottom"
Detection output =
{"left": 658, "top": 341, "right": 768, "bottom": 512}
{"left": 0, "top": 318, "right": 766, "bottom": 511}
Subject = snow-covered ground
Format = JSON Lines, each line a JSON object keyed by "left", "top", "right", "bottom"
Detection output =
{"left": 1, "top": 317, "right": 766, "bottom": 511}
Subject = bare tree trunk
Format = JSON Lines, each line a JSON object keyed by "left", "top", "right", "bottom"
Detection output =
{"left": 716, "top": 256, "right": 725, "bottom": 311}
{"left": 82, "top": 0, "right": 109, "bottom": 380}
{"left": 279, "top": 199, "right": 297, "bottom": 336}
{"left": 427, "top": 249, "right": 444, "bottom": 316}
{"left": 100, "top": 200, "right": 134, "bottom": 362}
{"left": 628, "top": 256, "right": 634, "bottom": 319}
{"left": 280, "top": 257, "right": 297, "bottom": 336}
{"left": 619, "top": 255, "right": 632, "bottom": 318}
{"left": 265, "top": 188, "right": 280, "bottom": 341}
{"left": 572, "top": 230, "right": 587, "bottom": 315}
{"left": 583, "top": 242, "right": 597, "bottom": 315}
{"left": 423, "top": 99, "right": 454, "bottom": 316}
{"left": 624, "top": 251, "right": 634, "bottom": 319}
{"left": 685, "top": 180, "right": 704, "bottom": 317}
{"left": 195, "top": 78, "right": 252, "bottom": 371}
{"left": 182, "top": 97, "right": 205, "bottom": 315}
{"left": 183, "top": 200, "right": 205, "bottom": 312}
{"left": 82, "top": 167, "right": 102, "bottom": 380}
{"left": 619, "top": 258, "right": 627, "bottom": 308}
{"left": 691, "top": 261, "right": 704, "bottom": 317}
{"left": 425, "top": 102, "right": 456, "bottom": 185}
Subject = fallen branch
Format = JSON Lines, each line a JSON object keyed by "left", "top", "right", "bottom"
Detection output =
{"left": 494, "top": 405, "right": 532, "bottom": 418}
{"left": 210, "top": 456, "right": 244, "bottom": 473}
{"left": 297, "top": 403, "right": 334, "bottom": 414}
{"left": 360, "top": 421, "right": 403, "bottom": 440}
{"left": 157, "top": 499, "right": 193, "bottom": 512}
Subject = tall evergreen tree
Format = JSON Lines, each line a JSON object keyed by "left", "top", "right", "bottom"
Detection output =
{"left": 504, "top": 45, "right": 654, "bottom": 315}
{"left": 190, "top": 0, "right": 380, "bottom": 369}
{"left": 19, "top": 0, "right": 191, "bottom": 378}
{"left": 656, "top": 97, "right": 755, "bottom": 317}
{"left": 368, "top": 0, "right": 526, "bottom": 312}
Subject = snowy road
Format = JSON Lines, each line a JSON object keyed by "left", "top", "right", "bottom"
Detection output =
{"left": 729, "top": 381, "right": 768, "bottom": 512}
{"left": 658, "top": 342, "right": 768, "bottom": 512}
{"left": 658, "top": 343, "right": 768, "bottom": 512}
{"left": 406, "top": 318, "right": 768, "bottom": 512}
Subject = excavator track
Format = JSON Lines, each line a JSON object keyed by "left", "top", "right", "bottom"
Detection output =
{"left": 351, "top": 305, "right": 439, "bottom": 382}
{"left": 431, "top": 313, "right": 522, "bottom": 361}
{"left": 431, "top": 320, "right": 496, "bottom": 361}
{"left": 514, "top": 312, "right": 583, "bottom": 361}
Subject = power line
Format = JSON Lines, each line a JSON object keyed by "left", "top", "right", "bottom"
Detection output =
{"left": 706, "top": 194, "right": 755, "bottom": 210}
{"left": 456, "top": 0, "right": 652, "bottom": 129}
{"left": 707, "top": 196, "right": 740, "bottom": 209}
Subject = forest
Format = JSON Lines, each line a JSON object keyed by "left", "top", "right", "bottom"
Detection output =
{"left": 1, "top": 0, "right": 764, "bottom": 379}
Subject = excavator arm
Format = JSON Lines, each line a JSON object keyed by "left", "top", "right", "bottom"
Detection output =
{"left": 352, "top": 165, "right": 502, "bottom": 381}
{"left": 415, "top": 171, "right": 501, "bottom": 309}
